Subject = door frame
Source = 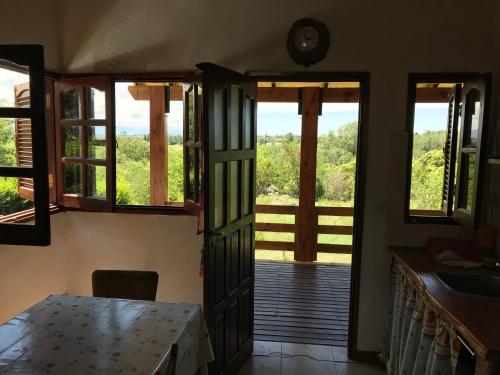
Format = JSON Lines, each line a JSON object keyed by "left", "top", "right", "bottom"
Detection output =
{"left": 248, "top": 71, "right": 370, "bottom": 360}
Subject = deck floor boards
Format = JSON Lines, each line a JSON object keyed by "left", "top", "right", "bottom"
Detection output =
{"left": 254, "top": 260, "right": 351, "bottom": 347}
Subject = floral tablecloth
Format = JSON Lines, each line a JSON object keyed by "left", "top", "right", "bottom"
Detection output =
{"left": 0, "top": 295, "right": 214, "bottom": 375}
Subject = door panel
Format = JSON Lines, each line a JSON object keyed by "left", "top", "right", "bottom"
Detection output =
{"left": 199, "top": 63, "right": 257, "bottom": 374}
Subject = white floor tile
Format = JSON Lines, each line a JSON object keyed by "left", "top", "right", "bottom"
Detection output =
{"left": 253, "top": 341, "right": 282, "bottom": 357}
{"left": 282, "top": 342, "right": 334, "bottom": 361}
{"left": 238, "top": 355, "right": 281, "bottom": 375}
{"left": 281, "top": 356, "right": 336, "bottom": 375}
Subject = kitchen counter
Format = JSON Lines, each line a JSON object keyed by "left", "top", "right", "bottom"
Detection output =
{"left": 390, "top": 246, "right": 500, "bottom": 362}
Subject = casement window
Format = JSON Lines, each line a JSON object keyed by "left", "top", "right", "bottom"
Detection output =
{"left": 55, "top": 77, "right": 112, "bottom": 211}
{"left": 405, "top": 74, "right": 491, "bottom": 226}
{"left": 113, "top": 80, "right": 202, "bottom": 212}
{"left": 183, "top": 83, "right": 203, "bottom": 210}
{"left": 0, "top": 45, "right": 50, "bottom": 245}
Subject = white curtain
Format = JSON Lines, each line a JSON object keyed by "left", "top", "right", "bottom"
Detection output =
{"left": 382, "top": 263, "right": 461, "bottom": 375}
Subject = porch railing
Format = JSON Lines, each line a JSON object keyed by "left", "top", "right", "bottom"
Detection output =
{"left": 255, "top": 204, "right": 354, "bottom": 254}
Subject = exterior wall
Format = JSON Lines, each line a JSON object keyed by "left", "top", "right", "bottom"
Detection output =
{"left": 0, "top": 0, "right": 499, "bottom": 351}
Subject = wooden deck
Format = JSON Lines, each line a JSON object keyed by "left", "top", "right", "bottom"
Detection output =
{"left": 254, "top": 260, "right": 351, "bottom": 347}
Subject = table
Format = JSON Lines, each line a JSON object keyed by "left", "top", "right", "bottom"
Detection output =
{"left": 0, "top": 295, "right": 214, "bottom": 374}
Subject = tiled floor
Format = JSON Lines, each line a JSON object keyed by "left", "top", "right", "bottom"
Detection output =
{"left": 238, "top": 341, "right": 385, "bottom": 375}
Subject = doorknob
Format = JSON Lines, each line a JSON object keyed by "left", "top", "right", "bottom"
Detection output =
{"left": 209, "top": 230, "right": 225, "bottom": 237}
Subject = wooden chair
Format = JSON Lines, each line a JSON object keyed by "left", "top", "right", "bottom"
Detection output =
{"left": 92, "top": 270, "right": 159, "bottom": 301}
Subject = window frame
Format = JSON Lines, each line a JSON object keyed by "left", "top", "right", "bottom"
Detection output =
{"left": 111, "top": 74, "right": 201, "bottom": 215}
{"left": 0, "top": 45, "right": 50, "bottom": 245}
{"left": 54, "top": 76, "right": 113, "bottom": 211}
{"left": 404, "top": 73, "right": 491, "bottom": 226}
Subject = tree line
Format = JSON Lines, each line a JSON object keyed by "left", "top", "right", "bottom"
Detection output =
{"left": 0, "top": 117, "right": 446, "bottom": 214}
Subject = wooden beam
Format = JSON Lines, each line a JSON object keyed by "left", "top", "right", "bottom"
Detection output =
{"left": 255, "top": 222, "right": 295, "bottom": 233}
{"left": 257, "top": 87, "right": 451, "bottom": 103}
{"left": 316, "top": 244, "right": 353, "bottom": 254}
{"left": 256, "top": 204, "right": 297, "bottom": 215}
{"left": 128, "top": 85, "right": 151, "bottom": 100}
{"left": 127, "top": 84, "right": 183, "bottom": 101}
{"left": 315, "top": 206, "right": 354, "bottom": 216}
{"left": 255, "top": 240, "right": 296, "bottom": 251}
{"left": 149, "top": 87, "right": 167, "bottom": 205}
{"left": 296, "top": 88, "right": 320, "bottom": 262}
{"left": 415, "top": 87, "right": 451, "bottom": 103}
{"left": 317, "top": 225, "right": 353, "bottom": 235}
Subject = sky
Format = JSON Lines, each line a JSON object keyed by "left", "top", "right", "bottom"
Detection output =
{"left": 1, "top": 69, "right": 449, "bottom": 137}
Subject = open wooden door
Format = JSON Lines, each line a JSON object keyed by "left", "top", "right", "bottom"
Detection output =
{"left": 198, "top": 63, "right": 257, "bottom": 374}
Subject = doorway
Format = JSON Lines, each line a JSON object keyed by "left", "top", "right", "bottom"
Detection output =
{"left": 251, "top": 77, "right": 368, "bottom": 353}
{"left": 199, "top": 65, "right": 369, "bottom": 374}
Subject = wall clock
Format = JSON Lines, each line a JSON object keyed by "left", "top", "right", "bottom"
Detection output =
{"left": 287, "top": 18, "right": 330, "bottom": 67}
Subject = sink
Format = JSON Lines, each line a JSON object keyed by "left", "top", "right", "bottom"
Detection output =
{"left": 436, "top": 271, "right": 500, "bottom": 298}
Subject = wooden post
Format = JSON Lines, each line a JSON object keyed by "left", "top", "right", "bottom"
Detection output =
{"left": 149, "top": 87, "right": 167, "bottom": 206}
{"left": 296, "top": 88, "right": 320, "bottom": 262}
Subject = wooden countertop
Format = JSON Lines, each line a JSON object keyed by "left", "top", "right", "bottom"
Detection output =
{"left": 390, "top": 246, "right": 500, "bottom": 360}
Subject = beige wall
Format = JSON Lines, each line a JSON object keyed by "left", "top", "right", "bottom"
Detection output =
{"left": 62, "top": 212, "right": 203, "bottom": 305}
{"left": 0, "top": 0, "right": 499, "bottom": 352}
{"left": 0, "top": 212, "right": 203, "bottom": 323}
{"left": 0, "top": 214, "right": 66, "bottom": 323}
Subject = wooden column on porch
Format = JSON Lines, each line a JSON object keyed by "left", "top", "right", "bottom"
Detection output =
{"left": 128, "top": 85, "right": 168, "bottom": 205}
{"left": 149, "top": 87, "right": 167, "bottom": 206}
{"left": 296, "top": 87, "right": 320, "bottom": 262}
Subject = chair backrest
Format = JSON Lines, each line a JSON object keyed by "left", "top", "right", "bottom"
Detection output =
{"left": 92, "top": 270, "right": 159, "bottom": 301}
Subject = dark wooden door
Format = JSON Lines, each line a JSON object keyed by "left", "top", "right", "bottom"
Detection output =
{"left": 198, "top": 63, "right": 257, "bottom": 374}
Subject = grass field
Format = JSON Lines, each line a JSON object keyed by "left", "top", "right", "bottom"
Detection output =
{"left": 255, "top": 195, "right": 353, "bottom": 264}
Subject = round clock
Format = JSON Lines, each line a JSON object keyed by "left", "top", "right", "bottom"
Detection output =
{"left": 287, "top": 18, "right": 330, "bottom": 67}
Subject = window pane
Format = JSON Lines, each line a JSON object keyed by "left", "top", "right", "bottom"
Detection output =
{"left": 88, "top": 126, "right": 106, "bottom": 160}
{"left": 61, "top": 89, "right": 81, "bottom": 119}
{"left": 244, "top": 97, "right": 254, "bottom": 149}
{"left": 0, "top": 177, "right": 34, "bottom": 220}
{"left": 464, "top": 88, "right": 481, "bottom": 147}
{"left": 115, "top": 82, "right": 185, "bottom": 206}
{"left": 64, "top": 163, "right": 82, "bottom": 195}
{"left": 64, "top": 126, "right": 82, "bottom": 157}
{"left": 459, "top": 153, "right": 476, "bottom": 212}
{"left": 87, "top": 165, "right": 106, "bottom": 198}
{"left": 0, "top": 64, "right": 29, "bottom": 108}
{"left": 87, "top": 87, "right": 106, "bottom": 119}
{"left": 187, "top": 86, "right": 195, "bottom": 141}
{"left": 0, "top": 118, "right": 32, "bottom": 167}
{"left": 187, "top": 148, "right": 196, "bottom": 201}
{"left": 409, "top": 99, "right": 449, "bottom": 211}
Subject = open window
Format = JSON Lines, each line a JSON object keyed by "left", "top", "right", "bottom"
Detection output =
{"left": 55, "top": 77, "right": 112, "bottom": 211}
{"left": 0, "top": 45, "right": 50, "bottom": 245}
{"left": 405, "top": 74, "right": 491, "bottom": 226}
{"left": 113, "top": 80, "right": 202, "bottom": 212}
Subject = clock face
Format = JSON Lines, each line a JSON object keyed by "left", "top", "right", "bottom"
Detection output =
{"left": 287, "top": 18, "right": 330, "bottom": 67}
{"left": 294, "top": 26, "right": 320, "bottom": 52}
